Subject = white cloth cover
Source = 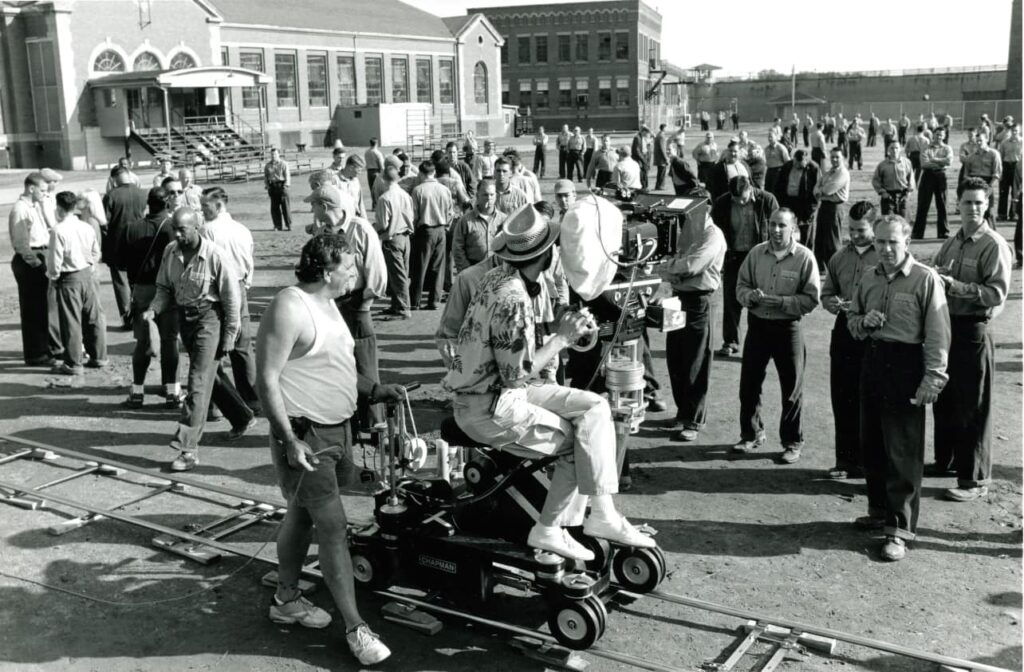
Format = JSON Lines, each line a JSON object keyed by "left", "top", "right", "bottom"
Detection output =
{"left": 558, "top": 193, "right": 623, "bottom": 300}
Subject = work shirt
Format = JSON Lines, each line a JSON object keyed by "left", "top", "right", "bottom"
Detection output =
{"left": 533, "top": 132, "right": 548, "bottom": 148}
{"left": 557, "top": 131, "right": 571, "bottom": 150}
{"left": 931, "top": 223, "right": 1013, "bottom": 320}
{"left": 364, "top": 147, "right": 385, "bottom": 171}
{"left": 181, "top": 184, "right": 202, "bottom": 211}
{"left": 338, "top": 175, "right": 366, "bottom": 217}
{"left": 962, "top": 147, "right": 1002, "bottom": 179}
{"left": 584, "top": 133, "right": 599, "bottom": 150}
{"left": 586, "top": 149, "right": 616, "bottom": 179}
{"left": 786, "top": 166, "right": 807, "bottom": 197}
{"left": 472, "top": 153, "right": 498, "bottom": 182}
{"left": 958, "top": 140, "right": 980, "bottom": 162}
{"left": 8, "top": 195, "right": 49, "bottom": 264}
{"left": 764, "top": 143, "right": 791, "bottom": 169}
{"left": 511, "top": 173, "right": 541, "bottom": 203}
{"left": 264, "top": 159, "right": 290, "bottom": 186}
{"left": 152, "top": 171, "right": 175, "bottom": 188}
{"left": 442, "top": 262, "right": 555, "bottom": 395}
{"left": 495, "top": 185, "right": 529, "bottom": 216}
{"left": 816, "top": 166, "right": 850, "bottom": 202}
{"left": 846, "top": 126, "right": 865, "bottom": 143}
{"left": 821, "top": 243, "right": 878, "bottom": 314}
{"left": 151, "top": 237, "right": 240, "bottom": 343}
{"left": 660, "top": 214, "right": 726, "bottom": 293}
{"left": 337, "top": 215, "right": 388, "bottom": 308}
{"left": 729, "top": 202, "right": 758, "bottom": 252}
{"left": 736, "top": 240, "right": 820, "bottom": 320}
{"left": 201, "top": 212, "right": 255, "bottom": 288}
{"left": 451, "top": 207, "right": 507, "bottom": 273}
{"left": 568, "top": 134, "right": 585, "bottom": 151}
{"left": 880, "top": 122, "right": 896, "bottom": 137}
{"left": 374, "top": 183, "right": 415, "bottom": 241}
{"left": 614, "top": 157, "right": 642, "bottom": 191}
{"left": 46, "top": 215, "right": 100, "bottom": 280}
{"left": 692, "top": 142, "right": 719, "bottom": 164}
{"left": 810, "top": 131, "right": 826, "bottom": 151}
{"left": 105, "top": 170, "right": 140, "bottom": 194}
{"left": 998, "top": 138, "right": 1021, "bottom": 163}
{"left": 412, "top": 178, "right": 454, "bottom": 227}
{"left": 846, "top": 254, "right": 950, "bottom": 389}
{"left": 872, "top": 157, "right": 915, "bottom": 193}
{"left": 920, "top": 143, "right": 953, "bottom": 171}
{"left": 906, "top": 134, "right": 932, "bottom": 156}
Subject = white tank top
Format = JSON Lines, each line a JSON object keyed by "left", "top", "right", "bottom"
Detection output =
{"left": 279, "top": 286, "right": 357, "bottom": 425}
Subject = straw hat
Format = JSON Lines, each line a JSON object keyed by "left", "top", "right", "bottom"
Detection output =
{"left": 493, "top": 204, "right": 558, "bottom": 262}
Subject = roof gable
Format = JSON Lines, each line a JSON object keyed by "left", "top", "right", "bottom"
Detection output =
{"left": 211, "top": 0, "right": 454, "bottom": 39}
{"left": 442, "top": 13, "right": 504, "bottom": 44}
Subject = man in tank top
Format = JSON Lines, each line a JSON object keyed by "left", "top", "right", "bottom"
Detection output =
{"left": 256, "top": 234, "right": 405, "bottom": 666}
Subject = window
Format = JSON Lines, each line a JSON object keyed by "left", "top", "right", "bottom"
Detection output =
{"left": 274, "top": 52, "right": 298, "bottom": 107}
{"left": 133, "top": 51, "right": 161, "bottom": 71}
{"left": 615, "top": 76, "right": 630, "bottom": 106}
{"left": 501, "top": 80, "right": 509, "bottom": 105}
{"left": 416, "top": 58, "right": 432, "bottom": 104}
{"left": 26, "top": 40, "right": 61, "bottom": 133}
{"left": 519, "top": 80, "right": 532, "bottom": 109}
{"left": 597, "top": 32, "right": 611, "bottom": 61}
{"left": 534, "top": 80, "right": 548, "bottom": 109}
{"left": 557, "top": 34, "right": 571, "bottom": 63}
{"left": 307, "top": 53, "right": 328, "bottom": 107}
{"left": 598, "top": 77, "right": 612, "bottom": 106}
{"left": 575, "top": 77, "right": 589, "bottom": 109}
{"left": 535, "top": 35, "right": 547, "bottom": 64}
{"left": 391, "top": 56, "right": 409, "bottom": 103}
{"left": 92, "top": 48, "right": 125, "bottom": 73}
{"left": 517, "top": 36, "right": 530, "bottom": 64}
{"left": 615, "top": 32, "right": 629, "bottom": 60}
{"left": 169, "top": 51, "right": 196, "bottom": 70}
{"left": 365, "top": 55, "right": 383, "bottom": 104}
{"left": 337, "top": 54, "right": 356, "bottom": 106}
{"left": 500, "top": 42, "right": 508, "bottom": 65}
{"left": 220, "top": 47, "right": 228, "bottom": 66}
{"left": 473, "top": 61, "right": 488, "bottom": 105}
{"left": 558, "top": 79, "right": 571, "bottom": 108}
{"left": 575, "top": 33, "right": 588, "bottom": 62}
{"left": 240, "top": 50, "right": 264, "bottom": 109}
{"left": 438, "top": 59, "right": 454, "bottom": 104}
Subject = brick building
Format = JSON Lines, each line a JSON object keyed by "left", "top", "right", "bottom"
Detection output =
{"left": 473, "top": 0, "right": 689, "bottom": 132}
{"left": 0, "top": 0, "right": 504, "bottom": 170}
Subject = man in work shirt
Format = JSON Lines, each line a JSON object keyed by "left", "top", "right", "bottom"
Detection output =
{"left": 692, "top": 132, "right": 719, "bottom": 187}
{"left": 374, "top": 165, "right": 415, "bottom": 319}
{"left": 364, "top": 137, "right": 385, "bottom": 198}
{"left": 912, "top": 129, "right": 953, "bottom": 239}
{"left": 846, "top": 121, "right": 865, "bottom": 171}
{"left": 567, "top": 127, "right": 586, "bottom": 182}
{"left": 962, "top": 131, "right": 1002, "bottom": 223}
{"left": 880, "top": 118, "right": 897, "bottom": 155}
{"left": 809, "top": 122, "right": 828, "bottom": 168}
{"left": 660, "top": 198, "right": 726, "bottom": 442}
{"left": 104, "top": 166, "right": 148, "bottom": 328}
{"left": 451, "top": 178, "right": 505, "bottom": 274}
{"left": 338, "top": 154, "right": 367, "bottom": 219}
{"left": 631, "top": 126, "right": 653, "bottom": 192}
{"left": 928, "top": 179, "right": 1013, "bottom": 501}
{"left": 812, "top": 147, "right": 850, "bottom": 270}
{"left": 653, "top": 123, "right": 671, "bottom": 191}
{"left": 556, "top": 125, "right": 571, "bottom": 179}
{"left": 586, "top": 135, "right": 617, "bottom": 189}
{"left": 493, "top": 157, "right": 529, "bottom": 215}
{"left": 872, "top": 142, "right": 915, "bottom": 218}
{"left": 264, "top": 148, "right": 292, "bottom": 232}
{"left": 820, "top": 201, "right": 878, "bottom": 479}
{"left": 997, "top": 126, "right": 1020, "bottom": 221}
{"left": 868, "top": 113, "right": 880, "bottom": 147}
{"left": 733, "top": 209, "right": 820, "bottom": 464}
{"left": 772, "top": 150, "right": 820, "bottom": 245}
{"left": 409, "top": 161, "right": 453, "bottom": 311}
{"left": 846, "top": 214, "right": 950, "bottom": 562}
{"left": 707, "top": 140, "right": 750, "bottom": 204}
{"left": 764, "top": 131, "right": 790, "bottom": 194}
{"left": 612, "top": 146, "right": 642, "bottom": 194}
{"left": 904, "top": 124, "right": 932, "bottom": 184}
{"left": 897, "top": 113, "right": 911, "bottom": 146}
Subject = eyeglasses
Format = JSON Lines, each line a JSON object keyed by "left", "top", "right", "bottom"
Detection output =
{"left": 169, "top": 190, "right": 184, "bottom": 195}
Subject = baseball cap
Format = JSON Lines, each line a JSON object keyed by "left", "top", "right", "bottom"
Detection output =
{"left": 304, "top": 184, "right": 351, "bottom": 210}
{"left": 553, "top": 179, "right": 575, "bottom": 195}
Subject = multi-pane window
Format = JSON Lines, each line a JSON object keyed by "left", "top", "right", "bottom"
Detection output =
{"left": 500, "top": 42, "right": 508, "bottom": 65}
{"left": 615, "top": 31, "right": 629, "bottom": 60}
{"left": 134, "top": 51, "right": 161, "bottom": 71}
{"left": 337, "top": 54, "right": 356, "bottom": 106}
{"left": 615, "top": 77, "right": 630, "bottom": 106}
{"left": 598, "top": 77, "right": 612, "bottom": 106}
{"left": 169, "top": 52, "right": 196, "bottom": 70}
{"left": 26, "top": 40, "right": 61, "bottom": 133}
{"left": 575, "top": 34, "right": 588, "bottom": 61}
{"left": 557, "top": 34, "right": 571, "bottom": 63}
{"left": 519, "top": 80, "right": 532, "bottom": 109}
{"left": 597, "top": 32, "right": 611, "bottom": 61}
{"left": 517, "top": 36, "right": 530, "bottom": 64}
{"left": 93, "top": 49, "right": 125, "bottom": 73}
{"left": 416, "top": 58, "right": 432, "bottom": 104}
{"left": 534, "top": 80, "right": 548, "bottom": 108}
{"left": 439, "top": 59, "right": 454, "bottom": 104}
{"left": 274, "top": 52, "right": 297, "bottom": 107}
{"left": 240, "top": 50, "right": 264, "bottom": 109}
{"left": 473, "top": 62, "right": 488, "bottom": 105}
{"left": 535, "top": 35, "right": 547, "bottom": 64}
{"left": 365, "top": 55, "right": 383, "bottom": 104}
{"left": 220, "top": 47, "right": 228, "bottom": 67}
{"left": 501, "top": 80, "right": 509, "bottom": 105}
{"left": 558, "top": 79, "right": 572, "bottom": 108}
{"left": 391, "top": 57, "right": 409, "bottom": 103}
{"left": 575, "top": 77, "right": 589, "bottom": 108}
{"left": 307, "top": 53, "right": 328, "bottom": 107}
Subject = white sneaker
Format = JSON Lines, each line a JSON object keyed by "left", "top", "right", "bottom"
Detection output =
{"left": 584, "top": 514, "right": 657, "bottom": 548}
{"left": 346, "top": 623, "right": 391, "bottom": 666}
{"left": 268, "top": 594, "right": 332, "bottom": 629}
{"left": 527, "top": 524, "right": 595, "bottom": 562}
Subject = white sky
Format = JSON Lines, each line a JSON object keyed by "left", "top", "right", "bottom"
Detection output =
{"left": 403, "top": 0, "right": 1014, "bottom": 76}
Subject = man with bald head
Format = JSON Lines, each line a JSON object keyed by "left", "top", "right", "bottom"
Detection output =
{"left": 178, "top": 168, "right": 202, "bottom": 210}
{"left": 143, "top": 207, "right": 254, "bottom": 471}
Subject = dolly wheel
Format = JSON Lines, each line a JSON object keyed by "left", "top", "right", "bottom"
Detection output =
{"left": 350, "top": 550, "right": 389, "bottom": 589}
{"left": 548, "top": 598, "right": 606, "bottom": 650}
{"left": 612, "top": 547, "right": 665, "bottom": 594}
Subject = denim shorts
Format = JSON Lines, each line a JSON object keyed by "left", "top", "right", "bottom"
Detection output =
{"left": 270, "top": 420, "right": 355, "bottom": 508}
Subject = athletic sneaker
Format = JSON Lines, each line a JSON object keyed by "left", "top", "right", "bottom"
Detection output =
{"left": 346, "top": 623, "right": 391, "bottom": 666}
{"left": 584, "top": 514, "right": 656, "bottom": 548}
{"left": 170, "top": 451, "right": 198, "bottom": 472}
{"left": 268, "top": 594, "right": 332, "bottom": 629}
{"left": 527, "top": 524, "right": 595, "bottom": 562}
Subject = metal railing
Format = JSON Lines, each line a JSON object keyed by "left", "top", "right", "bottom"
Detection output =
{"left": 717, "top": 64, "right": 1008, "bottom": 82}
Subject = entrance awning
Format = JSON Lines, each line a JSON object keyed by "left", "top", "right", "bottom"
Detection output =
{"left": 89, "top": 66, "right": 271, "bottom": 89}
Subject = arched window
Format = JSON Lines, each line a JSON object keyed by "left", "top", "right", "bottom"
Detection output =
{"left": 473, "top": 62, "right": 488, "bottom": 105}
{"left": 168, "top": 52, "right": 197, "bottom": 70}
{"left": 133, "top": 51, "right": 161, "bottom": 71}
{"left": 93, "top": 49, "right": 126, "bottom": 73}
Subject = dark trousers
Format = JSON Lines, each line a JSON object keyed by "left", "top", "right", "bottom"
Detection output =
{"left": 998, "top": 162, "right": 1018, "bottom": 220}
{"left": 867, "top": 127, "right": 877, "bottom": 147}
{"left": 837, "top": 131, "right": 848, "bottom": 156}
{"left": 908, "top": 152, "right": 922, "bottom": 184}
{"left": 1015, "top": 196, "right": 1022, "bottom": 261}
{"left": 53, "top": 268, "right": 107, "bottom": 368}
{"left": 583, "top": 149, "right": 594, "bottom": 176}
{"left": 697, "top": 162, "right": 714, "bottom": 187}
{"left": 765, "top": 166, "right": 781, "bottom": 194}
{"left": 700, "top": 119, "right": 709, "bottom": 131}
{"left": 638, "top": 159, "right": 650, "bottom": 191}
{"left": 131, "top": 283, "right": 179, "bottom": 386}
{"left": 382, "top": 234, "right": 411, "bottom": 313}
{"left": 655, "top": 164, "right": 668, "bottom": 191}
{"left": 558, "top": 149, "right": 568, "bottom": 178}
{"left": 567, "top": 150, "right": 584, "bottom": 181}
{"left": 12, "top": 253, "right": 62, "bottom": 362}
{"left": 883, "top": 135, "right": 895, "bottom": 154}
{"left": 367, "top": 169, "right": 380, "bottom": 197}
{"left": 173, "top": 304, "right": 253, "bottom": 452}
{"left": 721, "top": 251, "right": 747, "bottom": 347}
{"left": 268, "top": 183, "right": 292, "bottom": 230}
{"left": 444, "top": 228, "right": 454, "bottom": 292}
{"left": 847, "top": 141, "right": 862, "bottom": 169}
{"left": 339, "top": 306, "right": 380, "bottom": 434}
{"left": 666, "top": 292, "right": 713, "bottom": 429}
{"left": 109, "top": 265, "right": 132, "bottom": 323}
{"left": 860, "top": 340, "right": 925, "bottom": 540}
{"left": 533, "top": 146, "right": 546, "bottom": 177}
{"left": 409, "top": 226, "right": 446, "bottom": 308}
{"left": 228, "top": 284, "right": 258, "bottom": 406}
{"left": 933, "top": 319, "right": 993, "bottom": 487}
{"left": 897, "top": 126, "right": 907, "bottom": 145}
{"left": 802, "top": 127, "right": 809, "bottom": 147}
{"left": 811, "top": 147, "right": 825, "bottom": 167}
{"left": 913, "top": 169, "right": 948, "bottom": 238}
{"left": 738, "top": 315, "right": 805, "bottom": 445}
{"left": 595, "top": 170, "right": 613, "bottom": 189}
{"left": 880, "top": 190, "right": 909, "bottom": 218}
{"left": 814, "top": 201, "right": 843, "bottom": 270}
{"left": 829, "top": 314, "right": 864, "bottom": 470}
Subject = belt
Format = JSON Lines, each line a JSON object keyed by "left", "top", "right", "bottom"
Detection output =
{"left": 288, "top": 416, "right": 349, "bottom": 437}
{"left": 950, "top": 314, "right": 989, "bottom": 324}
{"left": 31, "top": 246, "right": 48, "bottom": 251}
{"left": 867, "top": 339, "right": 922, "bottom": 352}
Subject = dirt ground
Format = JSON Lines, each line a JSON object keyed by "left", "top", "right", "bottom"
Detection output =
{"left": 0, "top": 125, "right": 1020, "bottom": 672}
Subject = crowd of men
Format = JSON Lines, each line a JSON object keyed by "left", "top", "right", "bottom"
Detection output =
{"left": 6, "top": 109, "right": 1019, "bottom": 662}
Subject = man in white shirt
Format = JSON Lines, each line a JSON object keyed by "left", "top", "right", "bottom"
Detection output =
{"left": 338, "top": 154, "right": 367, "bottom": 218}
{"left": 364, "top": 137, "right": 386, "bottom": 199}
{"left": 179, "top": 169, "right": 203, "bottom": 210}
{"left": 472, "top": 140, "right": 498, "bottom": 182}
{"left": 201, "top": 187, "right": 259, "bottom": 411}
{"left": 612, "top": 146, "right": 641, "bottom": 194}
{"left": 374, "top": 165, "right": 416, "bottom": 319}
